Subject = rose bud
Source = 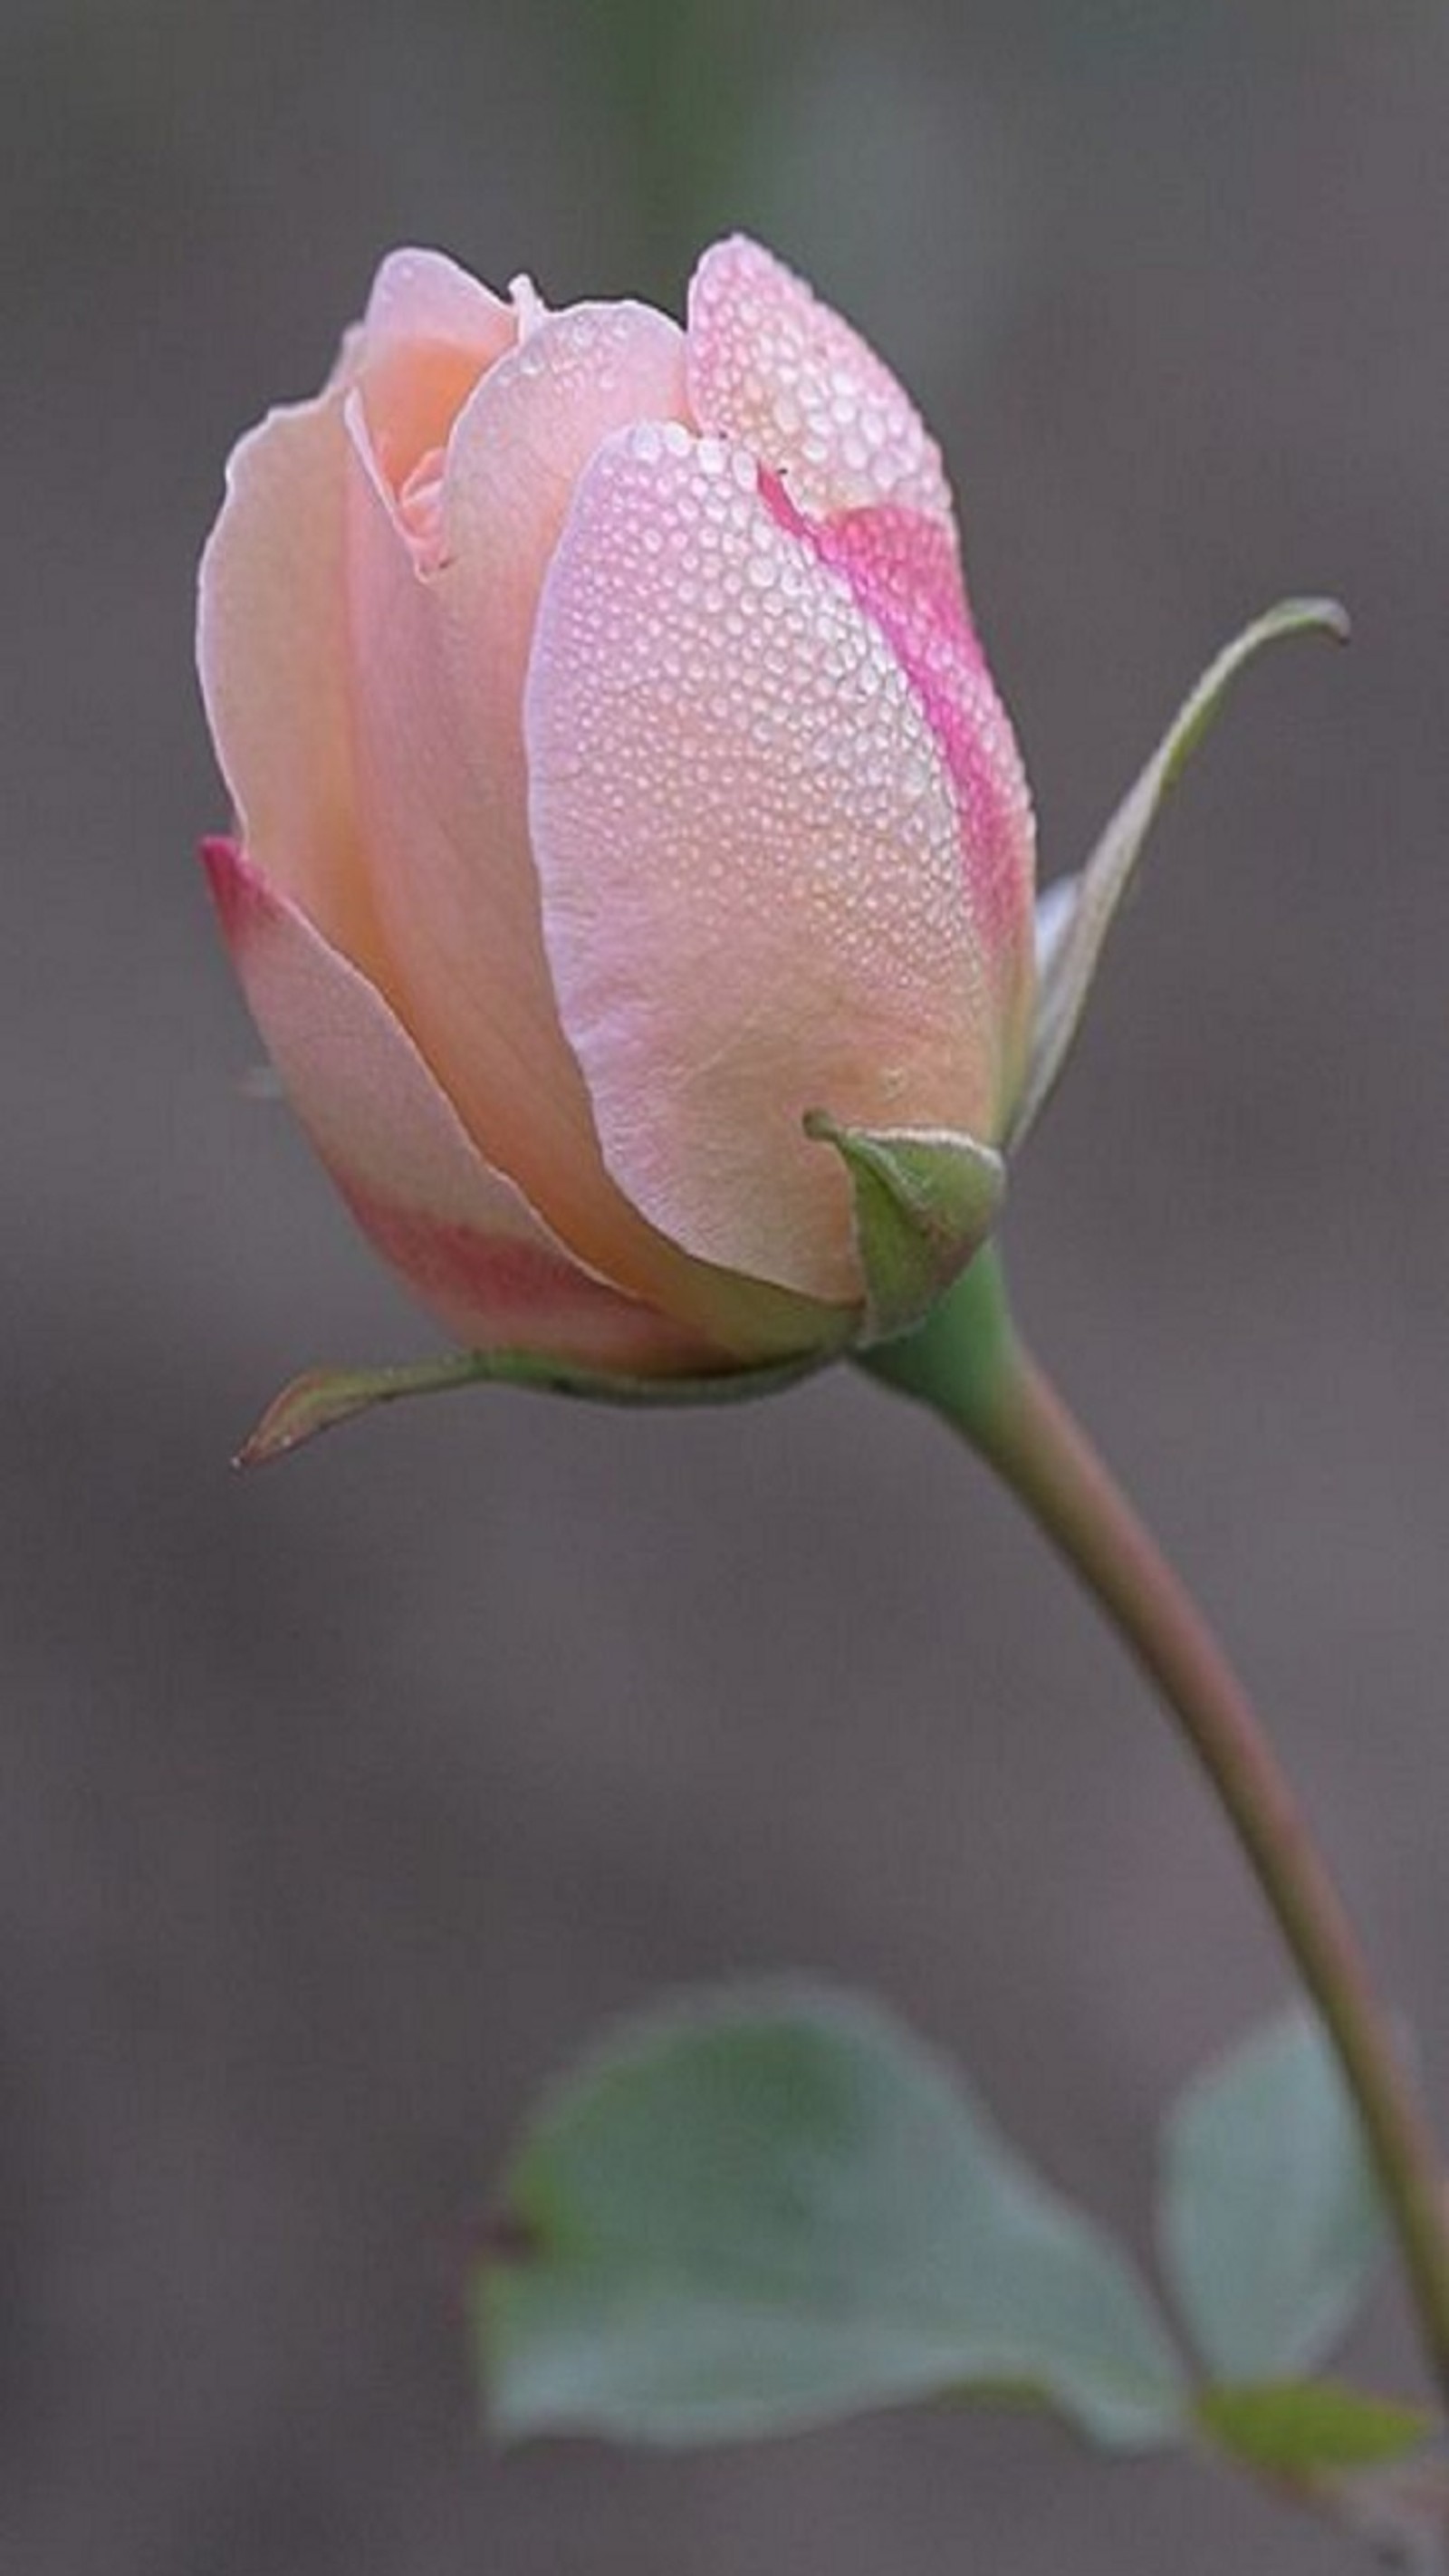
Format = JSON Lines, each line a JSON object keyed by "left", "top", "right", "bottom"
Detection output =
{"left": 198, "top": 234, "right": 1338, "bottom": 1459}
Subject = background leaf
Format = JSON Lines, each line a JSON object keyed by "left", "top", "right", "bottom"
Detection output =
{"left": 479, "top": 1984, "right": 1186, "bottom": 2451}
{"left": 1159, "top": 2005, "right": 1387, "bottom": 2379}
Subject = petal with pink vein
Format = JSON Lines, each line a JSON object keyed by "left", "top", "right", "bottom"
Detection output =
{"left": 780, "top": 490, "right": 1037, "bottom": 1091}
{"left": 527, "top": 425, "right": 1000, "bottom": 1306}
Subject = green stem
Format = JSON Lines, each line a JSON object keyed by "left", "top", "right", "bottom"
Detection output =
{"left": 868, "top": 1253, "right": 1449, "bottom": 2406}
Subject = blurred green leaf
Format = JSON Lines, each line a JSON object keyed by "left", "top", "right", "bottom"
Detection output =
{"left": 566, "top": 0, "right": 788, "bottom": 259}
{"left": 1196, "top": 2379, "right": 1431, "bottom": 2478}
{"left": 479, "top": 1984, "right": 1186, "bottom": 2450}
{"left": 1159, "top": 2006, "right": 1387, "bottom": 2379}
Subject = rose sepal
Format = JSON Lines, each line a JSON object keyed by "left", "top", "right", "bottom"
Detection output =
{"left": 236, "top": 1343, "right": 833, "bottom": 1468}
{"left": 803, "top": 1111, "right": 1004, "bottom": 1347}
{"left": 1010, "top": 597, "right": 1350, "bottom": 1150}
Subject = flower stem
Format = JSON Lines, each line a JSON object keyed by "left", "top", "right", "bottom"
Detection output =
{"left": 866, "top": 1254, "right": 1449, "bottom": 2405}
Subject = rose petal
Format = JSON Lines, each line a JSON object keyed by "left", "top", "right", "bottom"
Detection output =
{"left": 526, "top": 425, "right": 1002, "bottom": 1304}
{"left": 362, "top": 245, "right": 515, "bottom": 356}
{"left": 687, "top": 235, "right": 954, "bottom": 528}
{"left": 688, "top": 237, "right": 1035, "bottom": 1093}
{"left": 341, "top": 301, "right": 709, "bottom": 1301}
{"left": 779, "top": 490, "right": 1036, "bottom": 1087}
{"left": 196, "top": 251, "right": 513, "bottom": 976}
{"left": 358, "top": 247, "right": 517, "bottom": 505}
{"left": 202, "top": 274, "right": 847, "bottom": 1362}
{"left": 197, "top": 388, "right": 388, "bottom": 981}
{"left": 202, "top": 838, "right": 726, "bottom": 1371}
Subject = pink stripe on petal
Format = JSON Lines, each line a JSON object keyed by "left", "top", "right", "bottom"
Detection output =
{"left": 527, "top": 426, "right": 1003, "bottom": 1305}
{"left": 687, "top": 235, "right": 953, "bottom": 529}
{"left": 331, "top": 1188, "right": 655, "bottom": 1351}
{"left": 200, "top": 838, "right": 727, "bottom": 1371}
{"left": 765, "top": 481, "right": 1036, "bottom": 1064}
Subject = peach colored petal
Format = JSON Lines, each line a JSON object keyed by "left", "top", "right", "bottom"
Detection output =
{"left": 201, "top": 838, "right": 728, "bottom": 1371}
{"left": 362, "top": 245, "right": 514, "bottom": 354}
{"left": 341, "top": 297, "right": 783, "bottom": 1342}
{"left": 526, "top": 425, "right": 1004, "bottom": 1305}
{"left": 357, "top": 248, "right": 517, "bottom": 506}
{"left": 197, "top": 387, "right": 387, "bottom": 982}
{"left": 197, "top": 254, "right": 513, "bottom": 983}
{"left": 687, "top": 235, "right": 954, "bottom": 529}
{"left": 201, "top": 277, "right": 848, "bottom": 1364}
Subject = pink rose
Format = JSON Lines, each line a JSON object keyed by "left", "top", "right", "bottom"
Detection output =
{"left": 198, "top": 236, "right": 1037, "bottom": 1383}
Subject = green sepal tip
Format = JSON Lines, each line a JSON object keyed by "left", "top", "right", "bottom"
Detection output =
{"left": 804, "top": 1111, "right": 1004, "bottom": 1345}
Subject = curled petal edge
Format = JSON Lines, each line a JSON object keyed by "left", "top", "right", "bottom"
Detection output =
{"left": 1011, "top": 599, "right": 1350, "bottom": 1150}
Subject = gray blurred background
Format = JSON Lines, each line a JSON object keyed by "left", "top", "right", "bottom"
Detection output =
{"left": 5, "top": 0, "right": 1448, "bottom": 2567}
